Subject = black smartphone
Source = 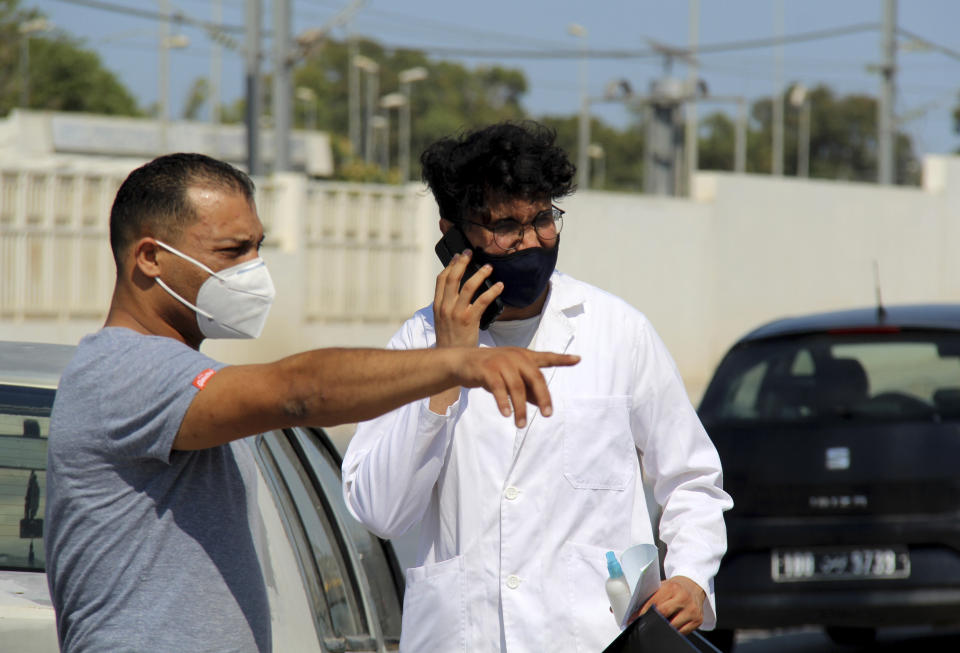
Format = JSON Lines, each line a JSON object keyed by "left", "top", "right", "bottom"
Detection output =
{"left": 434, "top": 227, "right": 504, "bottom": 330}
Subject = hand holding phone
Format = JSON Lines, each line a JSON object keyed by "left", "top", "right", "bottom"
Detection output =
{"left": 435, "top": 227, "right": 504, "bottom": 330}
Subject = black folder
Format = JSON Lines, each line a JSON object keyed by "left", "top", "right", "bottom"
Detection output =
{"left": 601, "top": 608, "right": 722, "bottom": 653}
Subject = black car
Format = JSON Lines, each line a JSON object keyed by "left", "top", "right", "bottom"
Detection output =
{"left": 698, "top": 304, "right": 960, "bottom": 650}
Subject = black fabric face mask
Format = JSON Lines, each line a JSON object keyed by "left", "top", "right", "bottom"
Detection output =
{"left": 473, "top": 238, "right": 559, "bottom": 308}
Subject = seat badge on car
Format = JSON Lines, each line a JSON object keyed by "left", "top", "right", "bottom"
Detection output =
{"left": 825, "top": 447, "right": 851, "bottom": 470}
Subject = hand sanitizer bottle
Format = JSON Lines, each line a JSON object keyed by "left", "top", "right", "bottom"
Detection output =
{"left": 605, "top": 551, "right": 631, "bottom": 627}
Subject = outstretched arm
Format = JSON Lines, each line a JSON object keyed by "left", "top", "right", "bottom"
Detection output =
{"left": 174, "top": 345, "right": 578, "bottom": 450}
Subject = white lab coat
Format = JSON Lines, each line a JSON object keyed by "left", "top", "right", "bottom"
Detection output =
{"left": 342, "top": 272, "right": 732, "bottom": 653}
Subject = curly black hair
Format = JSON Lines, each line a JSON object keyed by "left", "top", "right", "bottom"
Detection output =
{"left": 420, "top": 121, "right": 576, "bottom": 223}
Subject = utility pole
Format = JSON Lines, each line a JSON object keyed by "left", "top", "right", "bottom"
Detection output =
{"left": 771, "top": 0, "right": 784, "bottom": 176}
{"left": 210, "top": 0, "right": 222, "bottom": 149}
{"left": 272, "top": 0, "right": 292, "bottom": 172}
{"left": 878, "top": 0, "right": 897, "bottom": 185}
{"left": 684, "top": 0, "right": 699, "bottom": 195}
{"left": 158, "top": 0, "right": 171, "bottom": 148}
{"left": 245, "top": 0, "right": 263, "bottom": 175}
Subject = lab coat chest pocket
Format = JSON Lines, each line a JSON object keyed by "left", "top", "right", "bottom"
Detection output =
{"left": 399, "top": 555, "right": 466, "bottom": 652}
{"left": 560, "top": 396, "right": 635, "bottom": 490}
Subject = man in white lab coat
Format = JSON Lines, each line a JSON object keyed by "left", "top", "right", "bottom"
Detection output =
{"left": 342, "top": 121, "right": 732, "bottom": 652}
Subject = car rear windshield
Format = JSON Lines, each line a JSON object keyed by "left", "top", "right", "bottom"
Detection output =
{"left": 699, "top": 331, "right": 960, "bottom": 424}
{"left": 0, "top": 383, "right": 54, "bottom": 571}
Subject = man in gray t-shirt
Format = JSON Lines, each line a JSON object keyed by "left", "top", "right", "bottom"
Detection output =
{"left": 45, "top": 153, "right": 578, "bottom": 652}
{"left": 47, "top": 329, "right": 266, "bottom": 651}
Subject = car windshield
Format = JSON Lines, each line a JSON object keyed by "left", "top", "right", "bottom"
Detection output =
{"left": 0, "top": 383, "right": 54, "bottom": 571}
{"left": 699, "top": 331, "right": 960, "bottom": 424}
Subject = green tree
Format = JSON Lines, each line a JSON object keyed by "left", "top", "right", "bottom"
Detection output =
{"left": 287, "top": 38, "right": 529, "bottom": 181}
{"left": 698, "top": 111, "right": 738, "bottom": 173}
{"left": 0, "top": 0, "right": 40, "bottom": 112}
{"left": 698, "top": 85, "right": 918, "bottom": 185}
{"left": 539, "top": 114, "right": 645, "bottom": 192}
{"left": 0, "top": 0, "right": 139, "bottom": 117}
{"left": 22, "top": 37, "right": 139, "bottom": 115}
{"left": 288, "top": 36, "right": 649, "bottom": 187}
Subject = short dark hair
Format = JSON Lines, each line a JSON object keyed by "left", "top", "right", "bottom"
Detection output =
{"left": 109, "top": 153, "right": 255, "bottom": 267}
{"left": 420, "top": 121, "right": 576, "bottom": 223}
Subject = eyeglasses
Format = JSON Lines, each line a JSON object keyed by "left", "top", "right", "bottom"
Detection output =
{"left": 462, "top": 205, "right": 565, "bottom": 252}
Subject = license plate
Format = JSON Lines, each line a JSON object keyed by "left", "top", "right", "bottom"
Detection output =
{"left": 771, "top": 547, "right": 911, "bottom": 582}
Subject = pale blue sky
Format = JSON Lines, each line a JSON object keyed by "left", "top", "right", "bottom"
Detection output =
{"left": 31, "top": 0, "right": 960, "bottom": 159}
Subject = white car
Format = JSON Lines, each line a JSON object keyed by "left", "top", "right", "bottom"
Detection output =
{"left": 0, "top": 340, "right": 403, "bottom": 652}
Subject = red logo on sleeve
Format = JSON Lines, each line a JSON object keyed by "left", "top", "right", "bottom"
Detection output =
{"left": 192, "top": 368, "right": 217, "bottom": 390}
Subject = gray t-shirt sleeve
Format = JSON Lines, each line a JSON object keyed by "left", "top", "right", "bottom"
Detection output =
{"left": 89, "top": 330, "right": 225, "bottom": 463}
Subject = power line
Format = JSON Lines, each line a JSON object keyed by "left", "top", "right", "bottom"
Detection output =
{"left": 357, "top": 7, "right": 566, "bottom": 50}
{"left": 697, "top": 22, "right": 881, "bottom": 56}
{"left": 47, "top": 2, "right": 883, "bottom": 64}
{"left": 374, "top": 22, "right": 883, "bottom": 60}
{"left": 51, "top": 0, "right": 245, "bottom": 34}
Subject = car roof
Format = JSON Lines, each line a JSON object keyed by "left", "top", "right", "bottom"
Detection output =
{"left": 739, "top": 303, "right": 960, "bottom": 344}
{"left": 0, "top": 340, "right": 76, "bottom": 388}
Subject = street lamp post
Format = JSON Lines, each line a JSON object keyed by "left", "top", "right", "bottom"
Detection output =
{"left": 735, "top": 97, "right": 747, "bottom": 174}
{"left": 371, "top": 115, "right": 388, "bottom": 170}
{"left": 568, "top": 24, "right": 590, "bottom": 189}
{"left": 789, "top": 84, "right": 811, "bottom": 178}
{"left": 18, "top": 18, "right": 50, "bottom": 108}
{"left": 398, "top": 66, "right": 428, "bottom": 182}
{"left": 588, "top": 143, "right": 606, "bottom": 189}
{"left": 295, "top": 86, "right": 318, "bottom": 130}
{"left": 353, "top": 55, "right": 379, "bottom": 165}
{"left": 379, "top": 92, "right": 406, "bottom": 172}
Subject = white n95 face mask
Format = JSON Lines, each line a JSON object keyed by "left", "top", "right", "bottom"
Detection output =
{"left": 154, "top": 240, "right": 276, "bottom": 339}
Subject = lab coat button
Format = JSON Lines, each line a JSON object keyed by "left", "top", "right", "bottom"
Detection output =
{"left": 504, "top": 486, "right": 519, "bottom": 500}
{"left": 506, "top": 575, "right": 521, "bottom": 589}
